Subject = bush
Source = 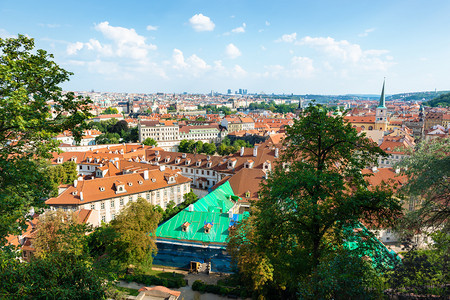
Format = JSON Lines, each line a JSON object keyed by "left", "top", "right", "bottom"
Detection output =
{"left": 192, "top": 280, "right": 248, "bottom": 298}
{"left": 122, "top": 274, "right": 187, "bottom": 288}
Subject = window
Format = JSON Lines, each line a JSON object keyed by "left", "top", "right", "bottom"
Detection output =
{"left": 156, "top": 191, "right": 160, "bottom": 197}
{"left": 111, "top": 213, "right": 115, "bottom": 220}
{"left": 101, "top": 216, "right": 106, "bottom": 222}
{"left": 164, "top": 189, "right": 167, "bottom": 196}
{"left": 91, "top": 204, "right": 95, "bottom": 210}
{"left": 128, "top": 196, "right": 132, "bottom": 202}
{"left": 146, "top": 193, "right": 150, "bottom": 201}
{"left": 111, "top": 200, "right": 115, "bottom": 208}
{"left": 101, "top": 202, "right": 105, "bottom": 209}
{"left": 120, "top": 198, "right": 124, "bottom": 206}
{"left": 177, "top": 186, "right": 180, "bottom": 192}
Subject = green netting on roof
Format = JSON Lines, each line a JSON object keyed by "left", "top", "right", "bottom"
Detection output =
{"left": 343, "top": 223, "right": 401, "bottom": 270}
{"left": 156, "top": 210, "right": 245, "bottom": 244}
{"left": 183, "top": 181, "right": 236, "bottom": 213}
{"left": 156, "top": 181, "right": 243, "bottom": 245}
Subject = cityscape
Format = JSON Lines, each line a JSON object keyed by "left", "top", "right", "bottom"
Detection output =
{"left": 1, "top": 1, "right": 449, "bottom": 299}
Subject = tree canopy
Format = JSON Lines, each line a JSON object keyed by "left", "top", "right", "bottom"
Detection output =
{"left": 426, "top": 92, "right": 450, "bottom": 107}
{"left": 228, "top": 104, "right": 401, "bottom": 298}
{"left": 142, "top": 137, "right": 158, "bottom": 146}
{"left": 0, "top": 35, "right": 92, "bottom": 245}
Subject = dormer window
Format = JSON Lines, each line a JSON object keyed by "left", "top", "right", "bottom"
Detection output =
{"left": 128, "top": 182, "right": 133, "bottom": 186}
{"left": 204, "top": 223, "right": 213, "bottom": 234}
{"left": 165, "top": 157, "right": 170, "bottom": 163}
{"left": 245, "top": 191, "right": 251, "bottom": 198}
{"left": 155, "top": 150, "right": 160, "bottom": 156}
{"left": 138, "top": 180, "right": 143, "bottom": 185}
{"left": 185, "top": 159, "right": 191, "bottom": 165}
{"left": 151, "top": 178, "right": 156, "bottom": 182}
{"left": 71, "top": 156, "right": 77, "bottom": 162}
{"left": 196, "top": 160, "right": 201, "bottom": 167}
{"left": 72, "top": 191, "right": 78, "bottom": 195}
{"left": 114, "top": 181, "right": 126, "bottom": 194}
{"left": 207, "top": 162, "right": 212, "bottom": 168}
{"left": 87, "top": 157, "right": 92, "bottom": 163}
{"left": 182, "top": 222, "right": 190, "bottom": 232}
{"left": 99, "top": 187, "right": 105, "bottom": 191}
{"left": 175, "top": 158, "right": 181, "bottom": 164}
{"left": 207, "top": 155, "right": 211, "bottom": 160}
{"left": 156, "top": 156, "right": 160, "bottom": 162}
{"left": 57, "top": 157, "right": 63, "bottom": 164}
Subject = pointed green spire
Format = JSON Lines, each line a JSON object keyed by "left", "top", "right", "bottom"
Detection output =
{"left": 378, "top": 78, "right": 386, "bottom": 108}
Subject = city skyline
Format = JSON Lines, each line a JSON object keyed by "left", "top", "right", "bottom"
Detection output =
{"left": 1, "top": 0, "right": 450, "bottom": 95}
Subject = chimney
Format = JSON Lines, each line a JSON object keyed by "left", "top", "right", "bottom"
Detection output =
{"left": 240, "top": 147, "right": 245, "bottom": 156}
{"left": 107, "top": 145, "right": 110, "bottom": 150}
{"left": 372, "top": 166, "right": 378, "bottom": 173}
{"left": 80, "top": 192, "right": 84, "bottom": 202}
{"left": 253, "top": 146, "right": 258, "bottom": 157}
{"left": 74, "top": 179, "right": 78, "bottom": 187}
{"left": 143, "top": 170, "right": 149, "bottom": 180}
{"left": 160, "top": 165, "right": 166, "bottom": 172}
{"left": 275, "top": 148, "right": 279, "bottom": 158}
{"left": 188, "top": 204, "right": 194, "bottom": 212}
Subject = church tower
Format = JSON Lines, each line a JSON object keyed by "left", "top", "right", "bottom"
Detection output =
{"left": 375, "top": 79, "right": 388, "bottom": 131}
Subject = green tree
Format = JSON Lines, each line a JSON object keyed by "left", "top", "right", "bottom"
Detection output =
{"left": 101, "top": 107, "right": 119, "bottom": 115}
{"left": 109, "top": 198, "right": 161, "bottom": 270}
{"left": 33, "top": 210, "right": 90, "bottom": 258}
{"left": 228, "top": 104, "right": 401, "bottom": 298}
{"left": 194, "top": 141, "right": 203, "bottom": 154}
{"left": 110, "top": 120, "right": 129, "bottom": 135}
{"left": 142, "top": 137, "right": 158, "bottom": 147}
{"left": 0, "top": 35, "right": 92, "bottom": 245}
{"left": 95, "top": 132, "right": 120, "bottom": 144}
{"left": 396, "top": 137, "right": 450, "bottom": 234}
{"left": 0, "top": 252, "right": 106, "bottom": 299}
{"left": 203, "top": 143, "right": 217, "bottom": 155}
{"left": 62, "top": 161, "right": 78, "bottom": 184}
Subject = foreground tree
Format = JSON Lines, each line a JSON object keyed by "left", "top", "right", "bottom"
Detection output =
{"left": 396, "top": 137, "right": 449, "bottom": 234}
{"left": 228, "top": 104, "right": 401, "bottom": 298}
{"left": 0, "top": 35, "right": 92, "bottom": 244}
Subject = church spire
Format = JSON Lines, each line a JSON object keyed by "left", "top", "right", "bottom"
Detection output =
{"left": 378, "top": 78, "right": 386, "bottom": 108}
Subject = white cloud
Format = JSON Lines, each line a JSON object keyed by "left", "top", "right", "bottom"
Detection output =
{"left": 260, "top": 45, "right": 266, "bottom": 51}
{"left": 38, "top": 23, "right": 60, "bottom": 28}
{"left": 171, "top": 49, "right": 211, "bottom": 76}
{"left": 146, "top": 25, "right": 158, "bottom": 31}
{"left": 358, "top": 28, "right": 375, "bottom": 37}
{"left": 214, "top": 60, "right": 225, "bottom": 71}
{"left": 231, "top": 23, "right": 246, "bottom": 34}
{"left": 298, "top": 36, "right": 363, "bottom": 63}
{"left": 276, "top": 32, "right": 297, "bottom": 43}
{"left": 232, "top": 65, "right": 247, "bottom": 78}
{"left": 290, "top": 56, "right": 315, "bottom": 78}
{"left": 189, "top": 14, "right": 215, "bottom": 32}
{"left": 297, "top": 36, "right": 394, "bottom": 71}
{"left": 172, "top": 49, "right": 188, "bottom": 69}
{"left": 225, "top": 43, "right": 241, "bottom": 59}
{"left": 66, "top": 41, "right": 84, "bottom": 55}
{"left": 0, "top": 28, "right": 14, "bottom": 38}
{"left": 265, "top": 21, "right": 270, "bottom": 26}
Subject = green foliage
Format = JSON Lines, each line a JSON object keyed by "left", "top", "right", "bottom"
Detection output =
{"left": 426, "top": 92, "right": 450, "bottom": 107}
{"left": 228, "top": 104, "right": 401, "bottom": 297}
{"left": 248, "top": 101, "right": 298, "bottom": 113}
{"left": 101, "top": 107, "right": 119, "bottom": 115}
{"left": 0, "top": 35, "right": 91, "bottom": 245}
{"left": 95, "top": 132, "right": 121, "bottom": 144}
{"left": 0, "top": 252, "right": 106, "bottom": 299}
{"left": 200, "top": 105, "right": 233, "bottom": 115}
{"left": 122, "top": 273, "right": 186, "bottom": 289}
{"left": 109, "top": 198, "right": 161, "bottom": 269}
{"left": 298, "top": 252, "right": 385, "bottom": 300}
{"left": 178, "top": 139, "right": 217, "bottom": 155}
{"left": 396, "top": 137, "right": 449, "bottom": 234}
{"left": 142, "top": 137, "right": 158, "bottom": 146}
{"left": 48, "top": 161, "right": 78, "bottom": 193}
{"left": 386, "top": 232, "right": 449, "bottom": 297}
{"left": 159, "top": 191, "right": 199, "bottom": 224}
{"left": 110, "top": 120, "right": 128, "bottom": 134}
{"left": 192, "top": 280, "right": 249, "bottom": 298}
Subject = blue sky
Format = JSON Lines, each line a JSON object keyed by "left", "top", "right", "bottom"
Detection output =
{"left": 1, "top": 0, "right": 449, "bottom": 95}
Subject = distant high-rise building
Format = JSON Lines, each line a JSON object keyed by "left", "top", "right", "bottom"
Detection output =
{"left": 227, "top": 89, "right": 232, "bottom": 94}
{"left": 239, "top": 89, "right": 243, "bottom": 95}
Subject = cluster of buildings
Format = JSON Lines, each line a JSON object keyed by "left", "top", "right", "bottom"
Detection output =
{"left": 8, "top": 82, "right": 449, "bottom": 270}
